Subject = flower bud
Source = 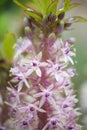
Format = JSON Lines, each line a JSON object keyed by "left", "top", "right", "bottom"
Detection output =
{"left": 56, "top": 21, "right": 64, "bottom": 34}
{"left": 48, "top": 13, "right": 56, "bottom": 23}
{"left": 48, "top": 33, "right": 56, "bottom": 40}
{"left": 58, "top": 12, "right": 65, "bottom": 20}
{"left": 24, "top": 26, "right": 31, "bottom": 34}
{"left": 64, "top": 22, "right": 72, "bottom": 29}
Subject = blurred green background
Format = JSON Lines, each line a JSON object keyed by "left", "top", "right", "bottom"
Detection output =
{"left": 0, "top": 0, "right": 87, "bottom": 129}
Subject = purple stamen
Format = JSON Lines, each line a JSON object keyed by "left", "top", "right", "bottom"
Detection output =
{"left": 23, "top": 121, "right": 28, "bottom": 126}
{"left": 32, "top": 62, "right": 37, "bottom": 66}
{"left": 68, "top": 126, "right": 73, "bottom": 130}
{"left": 45, "top": 93, "right": 50, "bottom": 98}
{"left": 52, "top": 120, "right": 57, "bottom": 125}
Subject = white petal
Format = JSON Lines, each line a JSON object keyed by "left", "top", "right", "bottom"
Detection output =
{"left": 26, "top": 69, "right": 34, "bottom": 76}
{"left": 62, "top": 71, "right": 69, "bottom": 77}
{"left": 37, "top": 52, "right": 42, "bottom": 61}
{"left": 40, "top": 62, "right": 48, "bottom": 67}
{"left": 36, "top": 107, "right": 46, "bottom": 113}
{"left": 7, "top": 87, "right": 12, "bottom": 92}
{"left": 48, "top": 97, "right": 57, "bottom": 108}
{"left": 23, "top": 78, "right": 30, "bottom": 88}
{"left": 14, "top": 50, "right": 21, "bottom": 60}
{"left": 18, "top": 81, "right": 23, "bottom": 92}
{"left": 36, "top": 67, "right": 41, "bottom": 77}
{"left": 64, "top": 56, "right": 68, "bottom": 63}
{"left": 40, "top": 85, "right": 45, "bottom": 91}
{"left": 68, "top": 56, "right": 74, "bottom": 64}
{"left": 48, "top": 84, "right": 54, "bottom": 91}
{"left": 55, "top": 73, "right": 59, "bottom": 81}
{"left": 42, "top": 122, "right": 49, "bottom": 130}
{"left": 33, "top": 92, "right": 43, "bottom": 98}
{"left": 39, "top": 96, "right": 46, "bottom": 107}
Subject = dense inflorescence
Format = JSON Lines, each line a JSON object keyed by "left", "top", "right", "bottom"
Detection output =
{"left": 0, "top": 0, "right": 84, "bottom": 129}
{"left": 3, "top": 32, "right": 81, "bottom": 130}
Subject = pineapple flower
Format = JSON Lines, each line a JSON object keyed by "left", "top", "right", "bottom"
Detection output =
{"left": 59, "top": 39, "right": 75, "bottom": 64}
{"left": 42, "top": 96, "right": 80, "bottom": 130}
{"left": 34, "top": 84, "right": 57, "bottom": 107}
{"left": 5, "top": 101, "right": 19, "bottom": 118}
{"left": 25, "top": 51, "right": 48, "bottom": 77}
{"left": 64, "top": 107, "right": 82, "bottom": 130}
{"left": 10, "top": 51, "right": 47, "bottom": 91}
{"left": 7, "top": 86, "right": 25, "bottom": 104}
{"left": 62, "top": 94, "right": 78, "bottom": 109}
{"left": 10, "top": 65, "right": 30, "bottom": 90}
{"left": 17, "top": 102, "right": 46, "bottom": 119}
{"left": 15, "top": 103, "right": 45, "bottom": 130}
{"left": 55, "top": 78, "right": 73, "bottom": 96}
{"left": 13, "top": 37, "right": 35, "bottom": 62}
{"left": 10, "top": 51, "right": 48, "bottom": 91}
{"left": 0, "top": 126, "right": 6, "bottom": 130}
{"left": 47, "top": 60, "right": 69, "bottom": 82}
{"left": 19, "top": 118, "right": 31, "bottom": 130}
{"left": 54, "top": 67, "right": 76, "bottom": 95}
{"left": 19, "top": 118, "right": 33, "bottom": 130}
{"left": 5, "top": 101, "right": 45, "bottom": 128}
{"left": 65, "top": 123, "right": 82, "bottom": 130}
{"left": 43, "top": 120, "right": 81, "bottom": 130}
{"left": 42, "top": 116, "right": 64, "bottom": 130}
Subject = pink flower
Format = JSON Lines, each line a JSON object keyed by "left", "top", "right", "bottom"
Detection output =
{"left": 42, "top": 116, "right": 64, "bottom": 130}
{"left": 34, "top": 84, "right": 57, "bottom": 107}
{"left": 0, "top": 126, "right": 6, "bottom": 130}
{"left": 18, "top": 102, "right": 46, "bottom": 117}
{"left": 56, "top": 78, "right": 72, "bottom": 95}
{"left": 7, "top": 86, "right": 25, "bottom": 104}
{"left": 62, "top": 94, "right": 78, "bottom": 108}
{"left": 25, "top": 52, "right": 48, "bottom": 77}
{"left": 59, "top": 39, "right": 75, "bottom": 64}
{"left": 10, "top": 66, "right": 30, "bottom": 89}
{"left": 47, "top": 60, "right": 68, "bottom": 82}
{"left": 14, "top": 37, "right": 35, "bottom": 61}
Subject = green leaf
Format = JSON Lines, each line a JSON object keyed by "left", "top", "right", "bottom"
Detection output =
{"left": 64, "top": 1, "right": 80, "bottom": 11}
{"left": 56, "top": 2, "right": 80, "bottom": 16}
{"left": 13, "top": 0, "right": 42, "bottom": 21}
{"left": 13, "top": 0, "right": 27, "bottom": 10}
{"left": 64, "top": 16, "right": 87, "bottom": 26}
{"left": 64, "top": 0, "right": 72, "bottom": 11}
{"left": 56, "top": 8, "right": 64, "bottom": 16}
{"left": 32, "top": 0, "right": 51, "bottom": 15}
{"left": 56, "top": 0, "right": 72, "bottom": 16}
{"left": 2, "top": 33, "right": 15, "bottom": 61}
{"left": 25, "top": 10, "right": 42, "bottom": 21}
{"left": 39, "top": 0, "right": 51, "bottom": 15}
{"left": 72, "top": 16, "right": 87, "bottom": 22}
{"left": 42, "top": 0, "right": 51, "bottom": 10}
{"left": 32, "top": 0, "right": 44, "bottom": 15}
{"left": 47, "top": 0, "right": 60, "bottom": 14}
{"left": 68, "top": 3, "right": 80, "bottom": 10}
